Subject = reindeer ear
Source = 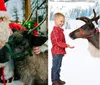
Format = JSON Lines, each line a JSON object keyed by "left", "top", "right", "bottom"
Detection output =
{"left": 30, "top": 34, "right": 47, "bottom": 46}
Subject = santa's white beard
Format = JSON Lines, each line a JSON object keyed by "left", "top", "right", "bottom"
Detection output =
{"left": 0, "top": 21, "right": 10, "bottom": 45}
{"left": 0, "top": 21, "right": 11, "bottom": 68}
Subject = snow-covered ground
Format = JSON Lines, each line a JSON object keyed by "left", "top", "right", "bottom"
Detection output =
{"left": 48, "top": 2, "right": 100, "bottom": 84}
{"left": 48, "top": 20, "right": 100, "bottom": 85}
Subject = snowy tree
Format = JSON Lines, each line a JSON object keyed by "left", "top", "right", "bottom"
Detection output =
{"left": 6, "top": 0, "right": 24, "bottom": 22}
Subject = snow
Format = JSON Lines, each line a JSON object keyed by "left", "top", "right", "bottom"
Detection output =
{"left": 49, "top": 19, "right": 100, "bottom": 85}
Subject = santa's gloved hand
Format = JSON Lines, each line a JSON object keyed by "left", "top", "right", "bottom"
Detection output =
{"left": 33, "top": 46, "right": 40, "bottom": 55}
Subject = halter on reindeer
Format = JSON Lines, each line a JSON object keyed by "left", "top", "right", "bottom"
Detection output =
{"left": 69, "top": 9, "right": 100, "bottom": 57}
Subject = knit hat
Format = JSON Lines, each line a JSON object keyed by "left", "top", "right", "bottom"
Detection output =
{"left": 0, "top": 0, "right": 10, "bottom": 19}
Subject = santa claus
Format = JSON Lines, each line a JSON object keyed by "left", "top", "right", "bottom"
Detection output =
{"left": 0, "top": 0, "right": 23, "bottom": 85}
{"left": 0, "top": 0, "right": 47, "bottom": 85}
{"left": 0, "top": 0, "right": 11, "bottom": 48}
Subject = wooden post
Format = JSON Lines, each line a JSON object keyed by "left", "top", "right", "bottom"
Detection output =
{"left": 25, "top": 0, "right": 31, "bottom": 20}
{"left": 46, "top": 0, "right": 48, "bottom": 31}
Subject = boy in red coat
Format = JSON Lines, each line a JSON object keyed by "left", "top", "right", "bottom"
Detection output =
{"left": 51, "top": 13, "right": 74, "bottom": 85}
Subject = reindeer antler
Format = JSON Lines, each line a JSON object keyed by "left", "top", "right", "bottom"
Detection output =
{"left": 28, "top": 0, "right": 47, "bottom": 34}
{"left": 90, "top": 9, "right": 100, "bottom": 24}
{"left": 76, "top": 17, "right": 90, "bottom": 23}
{"left": 28, "top": 13, "right": 47, "bottom": 34}
{"left": 76, "top": 9, "right": 100, "bottom": 24}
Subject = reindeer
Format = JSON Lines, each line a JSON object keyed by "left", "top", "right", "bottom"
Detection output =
{"left": 0, "top": 30, "right": 48, "bottom": 85}
{"left": 69, "top": 9, "right": 100, "bottom": 57}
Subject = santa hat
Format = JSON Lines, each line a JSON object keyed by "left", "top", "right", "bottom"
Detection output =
{"left": 0, "top": 0, "right": 10, "bottom": 19}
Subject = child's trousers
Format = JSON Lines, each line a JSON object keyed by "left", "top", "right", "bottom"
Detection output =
{"left": 51, "top": 54, "right": 63, "bottom": 82}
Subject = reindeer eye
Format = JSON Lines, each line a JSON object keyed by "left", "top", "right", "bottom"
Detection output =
{"left": 21, "top": 40, "right": 27, "bottom": 46}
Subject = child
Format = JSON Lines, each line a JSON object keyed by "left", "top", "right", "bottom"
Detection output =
{"left": 51, "top": 13, "right": 74, "bottom": 85}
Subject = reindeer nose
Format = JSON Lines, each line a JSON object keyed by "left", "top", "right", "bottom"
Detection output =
{"left": 69, "top": 32, "right": 73, "bottom": 37}
{"left": 69, "top": 32, "right": 76, "bottom": 39}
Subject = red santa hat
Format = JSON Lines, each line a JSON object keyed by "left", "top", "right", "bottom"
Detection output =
{"left": 0, "top": 0, "right": 10, "bottom": 19}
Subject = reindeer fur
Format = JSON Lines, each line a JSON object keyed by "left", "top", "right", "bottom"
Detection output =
{"left": 0, "top": 30, "right": 48, "bottom": 85}
{"left": 14, "top": 51, "right": 48, "bottom": 85}
{"left": 88, "top": 42, "right": 100, "bottom": 58}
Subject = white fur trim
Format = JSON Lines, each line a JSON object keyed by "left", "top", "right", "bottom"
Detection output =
{"left": 3, "top": 60, "right": 14, "bottom": 80}
{"left": 0, "top": 63, "right": 6, "bottom": 68}
{"left": 0, "top": 11, "right": 10, "bottom": 19}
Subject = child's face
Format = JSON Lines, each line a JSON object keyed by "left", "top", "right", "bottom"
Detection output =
{"left": 54, "top": 16, "right": 65, "bottom": 27}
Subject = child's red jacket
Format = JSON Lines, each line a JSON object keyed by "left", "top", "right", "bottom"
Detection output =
{"left": 51, "top": 26, "right": 68, "bottom": 56}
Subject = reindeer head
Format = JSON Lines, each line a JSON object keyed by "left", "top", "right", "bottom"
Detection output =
{"left": 69, "top": 9, "right": 99, "bottom": 39}
{"left": 0, "top": 30, "right": 47, "bottom": 63}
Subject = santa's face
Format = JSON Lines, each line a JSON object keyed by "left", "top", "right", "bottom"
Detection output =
{"left": 0, "top": 17, "right": 10, "bottom": 48}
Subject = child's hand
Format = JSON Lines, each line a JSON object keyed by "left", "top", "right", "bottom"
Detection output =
{"left": 67, "top": 44, "right": 74, "bottom": 49}
{"left": 69, "top": 46, "right": 74, "bottom": 49}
